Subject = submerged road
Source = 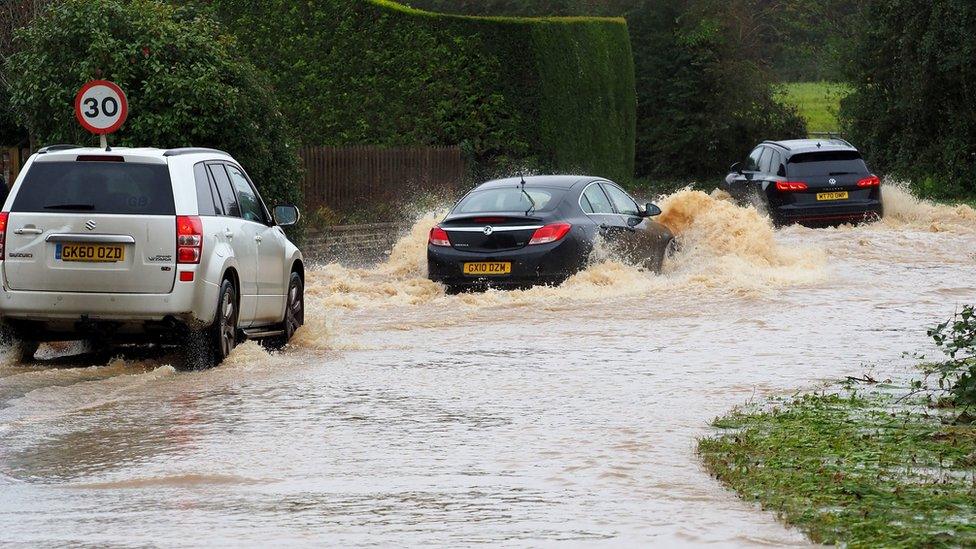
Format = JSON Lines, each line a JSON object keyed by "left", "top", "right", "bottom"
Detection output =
{"left": 2, "top": 186, "right": 975, "bottom": 547}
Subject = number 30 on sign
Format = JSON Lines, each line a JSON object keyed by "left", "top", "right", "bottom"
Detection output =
{"left": 74, "top": 80, "right": 128, "bottom": 135}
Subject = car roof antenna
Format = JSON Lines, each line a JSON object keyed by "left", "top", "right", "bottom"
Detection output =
{"left": 518, "top": 171, "right": 536, "bottom": 216}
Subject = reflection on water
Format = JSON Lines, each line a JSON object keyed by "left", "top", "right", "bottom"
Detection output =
{"left": 2, "top": 185, "right": 975, "bottom": 547}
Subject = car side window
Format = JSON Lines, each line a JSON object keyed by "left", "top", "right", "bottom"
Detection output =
{"left": 603, "top": 183, "right": 641, "bottom": 217}
{"left": 580, "top": 193, "right": 595, "bottom": 214}
{"left": 208, "top": 163, "right": 241, "bottom": 218}
{"left": 745, "top": 147, "right": 763, "bottom": 172}
{"left": 773, "top": 151, "right": 787, "bottom": 177}
{"left": 758, "top": 147, "right": 774, "bottom": 174}
{"left": 193, "top": 162, "right": 219, "bottom": 216}
{"left": 226, "top": 164, "right": 267, "bottom": 224}
{"left": 582, "top": 183, "right": 614, "bottom": 214}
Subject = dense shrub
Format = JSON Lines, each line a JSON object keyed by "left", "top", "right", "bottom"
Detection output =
{"left": 841, "top": 0, "right": 976, "bottom": 199}
{"left": 5, "top": 0, "right": 302, "bottom": 208}
{"left": 628, "top": 0, "right": 806, "bottom": 180}
{"left": 928, "top": 305, "right": 976, "bottom": 407}
{"left": 408, "top": 0, "right": 808, "bottom": 181}
{"left": 208, "top": 0, "right": 636, "bottom": 183}
{"left": 408, "top": 0, "right": 864, "bottom": 82}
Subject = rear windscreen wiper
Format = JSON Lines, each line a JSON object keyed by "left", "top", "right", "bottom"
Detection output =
{"left": 519, "top": 176, "right": 536, "bottom": 216}
{"left": 44, "top": 203, "right": 95, "bottom": 210}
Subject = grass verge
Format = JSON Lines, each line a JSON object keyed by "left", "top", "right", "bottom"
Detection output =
{"left": 699, "top": 388, "right": 976, "bottom": 547}
{"left": 776, "top": 81, "right": 852, "bottom": 135}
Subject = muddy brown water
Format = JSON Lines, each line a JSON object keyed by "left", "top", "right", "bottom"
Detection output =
{"left": 2, "top": 186, "right": 975, "bottom": 547}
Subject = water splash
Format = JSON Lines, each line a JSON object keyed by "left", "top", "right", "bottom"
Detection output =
{"left": 880, "top": 182, "right": 976, "bottom": 233}
{"left": 304, "top": 188, "right": 830, "bottom": 312}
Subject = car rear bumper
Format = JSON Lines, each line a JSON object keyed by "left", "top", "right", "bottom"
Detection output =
{"left": 427, "top": 239, "right": 587, "bottom": 289}
{"left": 773, "top": 199, "right": 883, "bottom": 227}
{"left": 0, "top": 264, "right": 219, "bottom": 327}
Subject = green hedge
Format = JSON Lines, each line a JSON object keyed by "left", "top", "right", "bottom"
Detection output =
{"left": 209, "top": 0, "right": 636, "bottom": 182}
{"left": 840, "top": 0, "right": 976, "bottom": 199}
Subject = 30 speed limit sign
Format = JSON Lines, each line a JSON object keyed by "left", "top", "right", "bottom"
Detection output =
{"left": 74, "top": 80, "right": 128, "bottom": 135}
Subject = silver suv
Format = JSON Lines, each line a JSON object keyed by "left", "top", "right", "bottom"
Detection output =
{"left": 0, "top": 146, "right": 304, "bottom": 368}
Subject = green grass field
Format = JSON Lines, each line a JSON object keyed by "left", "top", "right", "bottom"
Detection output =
{"left": 776, "top": 82, "right": 852, "bottom": 135}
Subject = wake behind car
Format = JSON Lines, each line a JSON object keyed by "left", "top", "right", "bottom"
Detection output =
{"left": 722, "top": 139, "right": 883, "bottom": 227}
{"left": 0, "top": 145, "right": 305, "bottom": 368}
{"left": 427, "top": 175, "right": 674, "bottom": 292}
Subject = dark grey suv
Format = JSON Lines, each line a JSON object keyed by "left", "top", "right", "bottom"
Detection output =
{"left": 722, "top": 139, "right": 884, "bottom": 227}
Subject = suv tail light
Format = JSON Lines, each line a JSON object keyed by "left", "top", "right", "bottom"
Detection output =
{"left": 0, "top": 212, "right": 7, "bottom": 259}
{"left": 176, "top": 215, "right": 203, "bottom": 264}
{"left": 429, "top": 226, "right": 451, "bottom": 247}
{"left": 776, "top": 181, "right": 808, "bottom": 192}
{"left": 529, "top": 223, "right": 572, "bottom": 245}
{"left": 858, "top": 175, "right": 881, "bottom": 187}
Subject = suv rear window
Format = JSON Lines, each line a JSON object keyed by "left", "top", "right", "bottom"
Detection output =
{"left": 787, "top": 151, "right": 868, "bottom": 178}
{"left": 455, "top": 187, "right": 563, "bottom": 214}
{"left": 12, "top": 161, "right": 175, "bottom": 215}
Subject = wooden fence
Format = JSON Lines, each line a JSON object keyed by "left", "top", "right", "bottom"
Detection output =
{"left": 299, "top": 145, "right": 465, "bottom": 213}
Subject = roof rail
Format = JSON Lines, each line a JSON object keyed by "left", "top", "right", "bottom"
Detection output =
{"left": 809, "top": 132, "right": 853, "bottom": 147}
{"left": 37, "top": 144, "right": 83, "bottom": 154}
{"left": 762, "top": 140, "right": 791, "bottom": 151}
{"left": 163, "top": 147, "right": 231, "bottom": 157}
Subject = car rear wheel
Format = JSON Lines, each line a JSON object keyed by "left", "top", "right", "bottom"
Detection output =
{"left": 181, "top": 278, "right": 238, "bottom": 371}
{"left": 264, "top": 273, "right": 304, "bottom": 351}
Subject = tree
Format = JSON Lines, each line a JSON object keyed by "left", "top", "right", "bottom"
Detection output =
{"left": 408, "top": 0, "right": 807, "bottom": 180}
{"left": 5, "top": 0, "right": 302, "bottom": 208}
{"left": 629, "top": 0, "right": 806, "bottom": 179}
{"left": 841, "top": 0, "right": 976, "bottom": 198}
{"left": 0, "top": 0, "right": 50, "bottom": 145}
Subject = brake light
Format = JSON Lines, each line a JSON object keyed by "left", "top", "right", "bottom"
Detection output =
{"left": 429, "top": 226, "right": 451, "bottom": 247}
{"left": 529, "top": 223, "right": 572, "bottom": 245}
{"left": 858, "top": 175, "right": 881, "bottom": 187}
{"left": 776, "top": 181, "right": 808, "bottom": 192}
{"left": 76, "top": 155, "right": 124, "bottom": 162}
{"left": 176, "top": 215, "right": 203, "bottom": 264}
{"left": 0, "top": 212, "right": 7, "bottom": 259}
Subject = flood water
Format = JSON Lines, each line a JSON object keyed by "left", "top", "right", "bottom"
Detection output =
{"left": 2, "top": 185, "right": 975, "bottom": 547}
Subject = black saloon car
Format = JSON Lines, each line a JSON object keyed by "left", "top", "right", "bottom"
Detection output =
{"left": 722, "top": 139, "right": 884, "bottom": 227}
{"left": 428, "top": 176, "right": 674, "bottom": 292}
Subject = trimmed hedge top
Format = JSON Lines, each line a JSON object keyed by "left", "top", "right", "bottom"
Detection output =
{"left": 211, "top": 0, "right": 636, "bottom": 182}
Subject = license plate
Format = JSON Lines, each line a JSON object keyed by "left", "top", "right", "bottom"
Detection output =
{"left": 56, "top": 243, "right": 125, "bottom": 263}
{"left": 816, "top": 191, "right": 849, "bottom": 201}
{"left": 463, "top": 262, "right": 511, "bottom": 276}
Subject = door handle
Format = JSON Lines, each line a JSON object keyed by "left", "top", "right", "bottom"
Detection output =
{"left": 223, "top": 229, "right": 234, "bottom": 240}
{"left": 14, "top": 227, "right": 43, "bottom": 235}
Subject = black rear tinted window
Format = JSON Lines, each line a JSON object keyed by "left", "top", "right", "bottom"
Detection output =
{"left": 787, "top": 151, "right": 868, "bottom": 178}
{"left": 455, "top": 187, "right": 563, "bottom": 214}
{"left": 13, "top": 161, "right": 175, "bottom": 215}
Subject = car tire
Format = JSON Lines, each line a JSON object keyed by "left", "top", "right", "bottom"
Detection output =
{"left": 180, "top": 278, "right": 238, "bottom": 371}
{"left": 263, "top": 272, "right": 304, "bottom": 351}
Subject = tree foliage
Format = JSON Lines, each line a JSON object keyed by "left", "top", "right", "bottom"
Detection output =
{"left": 208, "top": 0, "right": 637, "bottom": 182}
{"left": 841, "top": 0, "right": 976, "bottom": 199}
{"left": 5, "top": 0, "right": 302, "bottom": 208}
{"left": 408, "top": 0, "right": 807, "bottom": 180}
{"left": 629, "top": 0, "right": 806, "bottom": 179}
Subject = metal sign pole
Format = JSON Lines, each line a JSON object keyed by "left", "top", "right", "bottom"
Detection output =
{"left": 100, "top": 134, "right": 108, "bottom": 150}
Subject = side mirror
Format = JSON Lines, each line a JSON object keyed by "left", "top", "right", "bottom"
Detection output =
{"left": 643, "top": 202, "right": 662, "bottom": 217}
{"left": 273, "top": 204, "right": 300, "bottom": 227}
{"left": 729, "top": 161, "right": 743, "bottom": 174}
